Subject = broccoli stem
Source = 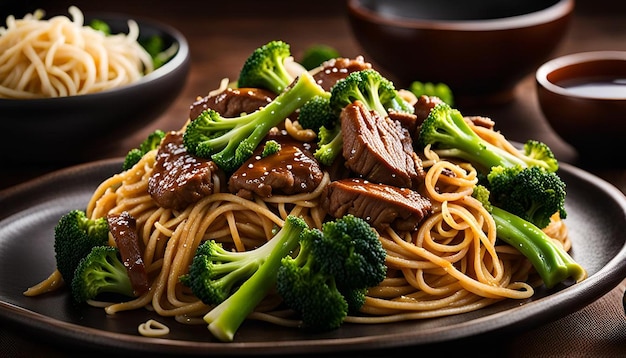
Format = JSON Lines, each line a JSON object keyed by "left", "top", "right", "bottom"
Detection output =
{"left": 203, "top": 216, "right": 307, "bottom": 342}
{"left": 491, "top": 206, "right": 587, "bottom": 288}
{"left": 211, "top": 71, "right": 326, "bottom": 171}
{"left": 421, "top": 104, "right": 555, "bottom": 172}
{"left": 431, "top": 109, "right": 528, "bottom": 170}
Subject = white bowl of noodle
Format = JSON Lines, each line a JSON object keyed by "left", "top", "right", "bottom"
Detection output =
{"left": 0, "top": 6, "right": 190, "bottom": 164}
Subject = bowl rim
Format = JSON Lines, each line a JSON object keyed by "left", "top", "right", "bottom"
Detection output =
{"left": 536, "top": 50, "right": 626, "bottom": 100}
{"left": 346, "top": 0, "right": 574, "bottom": 31}
{"left": 0, "top": 12, "right": 190, "bottom": 104}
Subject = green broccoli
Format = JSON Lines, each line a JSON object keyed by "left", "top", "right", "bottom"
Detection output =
{"left": 261, "top": 139, "right": 281, "bottom": 158}
{"left": 139, "top": 35, "right": 175, "bottom": 69}
{"left": 276, "top": 214, "right": 387, "bottom": 331}
{"left": 237, "top": 40, "right": 295, "bottom": 94}
{"left": 472, "top": 185, "right": 586, "bottom": 289}
{"left": 181, "top": 224, "right": 300, "bottom": 305}
{"left": 297, "top": 93, "right": 337, "bottom": 133}
{"left": 53, "top": 210, "right": 109, "bottom": 284}
{"left": 276, "top": 228, "right": 349, "bottom": 331}
{"left": 89, "top": 20, "right": 172, "bottom": 70}
{"left": 342, "top": 287, "right": 368, "bottom": 313}
{"left": 89, "top": 19, "right": 111, "bottom": 35}
{"left": 409, "top": 81, "right": 454, "bottom": 106}
{"left": 299, "top": 44, "right": 340, "bottom": 70}
{"left": 417, "top": 103, "right": 559, "bottom": 173}
{"left": 190, "top": 215, "right": 308, "bottom": 342}
{"left": 312, "top": 69, "right": 414, "bottom": 165}
{"left": 313, "top": 124, "right": 343, "bottom": 166}
{"left": 329, "top": 69, "right": 414, "bottom": 117}
{"left": 122, "top": 129, "right": 166, "bottom": 171}
{"left": 70, "top": 246, "right": 135, "bottom": 303}
{"left": 523, "top": 140, "right": 559, "bottom": 171}
{"left": 471, "top": 183, "right": 493, "bottom": 212}
{"left": 182, "top": 71, "right": 326, "bottom": 173}
{"left": 487, "top": 165, "right": 567, "bottom": 229}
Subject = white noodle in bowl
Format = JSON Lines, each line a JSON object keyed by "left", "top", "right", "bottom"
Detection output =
{"left": 0, "top": 7, "right": 190, "bottom": 164}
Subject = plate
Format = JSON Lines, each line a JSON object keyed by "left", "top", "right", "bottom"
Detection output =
{"left": 1, "top": 158, "right": 625, "bottom": 356}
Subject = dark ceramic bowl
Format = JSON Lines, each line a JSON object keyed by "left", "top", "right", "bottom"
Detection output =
{"left": 346, "top": 0, "right": 574, "bottom": 104}
{"left": 536, "top": 51, "right": 626, "bottom": 162}
{"left": 0, "top": 13, "right": 190, "bottom": 164}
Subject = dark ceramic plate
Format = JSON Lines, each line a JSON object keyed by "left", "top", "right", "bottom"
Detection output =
{"left": 1, "top": 158, "right": 625, "bottom": 356}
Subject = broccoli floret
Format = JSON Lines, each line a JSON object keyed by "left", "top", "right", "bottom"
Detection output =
{"left": 70, "top": 246, "right": 134, "bottom": 303}
{"left": 409, "top": 81, "right": 454, "bottom": 106}
{"left": 297, "top": 93, "right": 337, "bottom": 133}
{"left": 315, "top": 214, "right": 387, "bottom": 288}
{"left": 182, "top": 226, "right": 301, "bottom": 306}
{"left": 122, "top": 129, "right": 166, "bottom": 171}
{"left": 329, "top": 69, "right": 414, "bottom": 117}
{"left": 342, "top": 287, "right": 368, "bottom": 313}
{"left": 472, "top": 185, "right": 586, "bottom": 289}
{"left": 53, "top": 210, "right": 109, "bottom": 284}
{"left": 122, "top": 149, "right": 143, "bottom": 171}
{"left": 196, "top": 215, "right": 308, "bottom": 342}
{"left": 313, "top": 124, "right": 343, "bottom": 166}
{"left": 471, "top": 183, "right": 493, "bottom": 212}
{"left": 89, "top": 19, "right": 111, "bottom": 34}
{"left": 417, "top": 103, "right": 558, "bottom": 173}
{"left": 261, "top": 139, "right": 282, "bottom": 158}
{"left": 276, "top": 214, "right": 387, "bottom": 331}
{"left": 523, "top": 140, "right": 559, "bottom": 173}
{"left": 139, "top": 35, "right": 170, "bottom": 68}
{"left": 237, "top": 40, "right": 295, "bottom": 94}
{"left": 487, "top": 165, "right": 567, "bottom": 229}
{"left": 140, "top": 34, "right": 179, "bottom": 69}
{"left": 182, "top": 240, "right": 256, "bottom": 305}
{"left": 183, "top": 72, "right": 326, "bottom": 173}
{"left": 277, "top": 229, "right": 349, "bottom": 331}
{"left": 299, "top": 44, "right": 340, "bottom": 70}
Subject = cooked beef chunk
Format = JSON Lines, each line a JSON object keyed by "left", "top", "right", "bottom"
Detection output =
{"left": 148, "top": 131, "right": 221, "bottom": 210}
{"left": 312, "top": 56, "right": 372, "bottom": 91}
{"left": 326, "top": 154, "right": 352, "bottom": 182}
{"left": 189, "top": 87, "right": 274, "bottom": 119}
{"left": 389, "top": 110, "right": 419, "bottom": 137}
{"left": 107, "top": 211, "right": 149, "bottom": 296}
{"left": 228, "top": 131, "right": 324, "bottom": 198}
{"left": 321, "top": 178, "right": 431, "bottom": 232}
{"left": 341, "top": 101, "right": 425, "bottom": 190}
{"left": 414, "top": 95, "right": 444, "bottom": 126}
{"left": 464, "top": 115, "right": 495, "bottom": 130}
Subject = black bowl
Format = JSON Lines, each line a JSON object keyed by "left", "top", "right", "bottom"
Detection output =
{"left": 536, "top": 51, "right": 626, "bottom": 164}
{"left": 347, "top": 0, "right": 573, "bottom": 105}
{"left": 0, "top": 12, "right": 190, "bottom": 164}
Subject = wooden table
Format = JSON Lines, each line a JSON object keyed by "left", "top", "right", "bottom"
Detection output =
{"left": 1, "top": 1, "right": 625, "bottom": 356}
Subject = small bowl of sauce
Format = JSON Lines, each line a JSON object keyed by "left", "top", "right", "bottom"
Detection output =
{"left": 536, "top": 51, "right": 626, "bottom": 164}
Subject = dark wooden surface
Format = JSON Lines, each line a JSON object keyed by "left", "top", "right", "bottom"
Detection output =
{"left": 1, "top": 1, "right": 625, "bottom": 356}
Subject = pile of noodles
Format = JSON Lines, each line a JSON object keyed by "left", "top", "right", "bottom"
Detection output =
{"left": 24, "top": 115, "right": 572, "bottom": 336}
{"left": 0, "top": 6, "right": 153, "bottom": 99}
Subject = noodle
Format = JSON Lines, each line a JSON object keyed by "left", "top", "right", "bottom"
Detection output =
{"left": 138, "top": 319, "right": 170, "bottom": 337}
{"left": 0, "top": 6, "right": 153, "bottom": 99}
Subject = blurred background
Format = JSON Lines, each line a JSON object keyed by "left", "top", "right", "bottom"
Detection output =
{"left": 1, "top": 0, "right": 625, "bottom": 188}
